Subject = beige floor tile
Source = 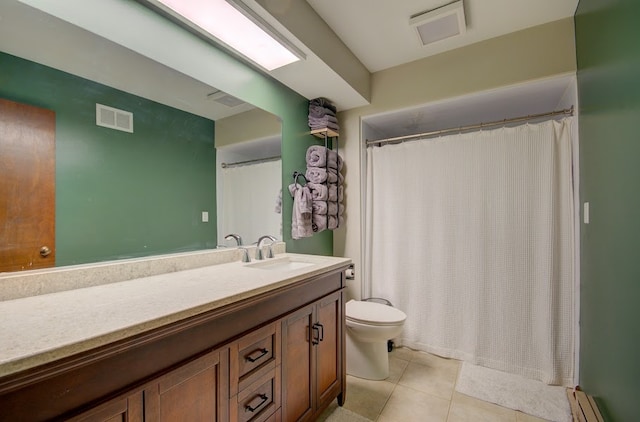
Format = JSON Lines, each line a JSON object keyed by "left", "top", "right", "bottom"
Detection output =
{"left": 386, "top": 356, "right": 409, "bottom": 384}
{"left": 378, "top": 384, "right": 450, "bottom": 422}
{"left": 398, "top": 360, "right": 459, "bottom": 400}
{"left": 516, "top": 411, "right": 550, "bottom": 422}
{"left": 388, "top": 346, "right": 416, "bottom": 362}
{"left": 342, "top": 375, "right": 395, "bottom": 420}
{"left": 410, "top": 350, "right": 461, "bottom": 373}
{"left": 448, "top": 392, "right": 516, "bottom": 422}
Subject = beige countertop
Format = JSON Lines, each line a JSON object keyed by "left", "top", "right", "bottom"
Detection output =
{"left": 0, "top": 253, "right": 351, "bottom": 378}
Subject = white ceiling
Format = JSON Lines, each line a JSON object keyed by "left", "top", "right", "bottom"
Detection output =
{"left": 306, "top": 0, "right": 579, "bottom": 72}
{"left": 1, "top": 0, "right": 578, "bottom": 128}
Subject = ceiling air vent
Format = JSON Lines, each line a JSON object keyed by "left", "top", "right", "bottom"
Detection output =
{"left": 410, "top": 0, "right": 466, "bottom": 46}
{"left": 96, "top": 103, "right": 134, "bottom": 133}
{"left": 207, "top": 90, "right": 245, "bottom": 108}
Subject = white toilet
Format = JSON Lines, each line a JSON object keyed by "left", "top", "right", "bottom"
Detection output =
{"left": 345, "top": 299, "right": 407, "bottom": 380}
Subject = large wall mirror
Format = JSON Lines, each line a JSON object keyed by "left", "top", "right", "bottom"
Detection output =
{"left": 0, "top": 1, "right": 283, "bottom": 272}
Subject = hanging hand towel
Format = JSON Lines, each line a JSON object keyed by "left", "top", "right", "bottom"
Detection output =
{"left": 288, "top": 183, "right": 313, "bottom": 239}
{"left": 275, "top": 189, "right": 282, "bottom": 214}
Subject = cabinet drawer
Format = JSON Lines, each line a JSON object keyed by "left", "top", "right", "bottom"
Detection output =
{"left": 232, "top": 368, "right": 280, "bottom": 422}
{"left": 230, "top": 322, "right": 281, "bottom": 395}
{"left": 239, "top": 335, "right": 274, "bottom": 378}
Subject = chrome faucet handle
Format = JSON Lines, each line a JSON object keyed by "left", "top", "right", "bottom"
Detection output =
{"left": 224, "top": 233, "right": 243, "bottom": 246}
{"left": 239, "top": 247, "right": 251, "bottom": 263}
{"left": 255, "top": 235, "right": 277, "bottom": 260}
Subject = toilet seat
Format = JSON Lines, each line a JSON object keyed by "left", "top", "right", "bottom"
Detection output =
{"left": 346, "top": 300, "right": 406, "bottom": 326}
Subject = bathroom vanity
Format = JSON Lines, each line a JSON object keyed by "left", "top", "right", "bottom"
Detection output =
{"left": 0, "top": 251, "right": 351, "bottom": 421}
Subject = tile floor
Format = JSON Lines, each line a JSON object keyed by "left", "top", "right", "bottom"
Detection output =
{"left": 319, "top": 347, "right": 550, "bottom": 422}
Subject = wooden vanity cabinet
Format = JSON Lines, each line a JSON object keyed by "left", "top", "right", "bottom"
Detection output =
{"left": 69, "top": 348, "right": 229, "bottom": 422}
{"left": 144, "top": 348, "right": 229, "bottom": 421}
{"left": 0, "top": 265, "right": 347, "bottom": 422}
{"left": 282, "top": 290, "right": 344, "bottom": 422}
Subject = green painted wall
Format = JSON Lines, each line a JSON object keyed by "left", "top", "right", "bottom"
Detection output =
{"left": 1, "top": 52, "right": 217, "bottom": 265}
{"left": 575, "top": 0, "right": 640, "bottom": 420}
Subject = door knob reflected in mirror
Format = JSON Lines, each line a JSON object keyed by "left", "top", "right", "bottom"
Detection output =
{"left": 40, "top": 246, "right": 52, "bottom": 257}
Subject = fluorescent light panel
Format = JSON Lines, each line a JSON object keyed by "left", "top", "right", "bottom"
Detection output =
{"left": 156, "top": 0, "right": 300, "bottom": 70}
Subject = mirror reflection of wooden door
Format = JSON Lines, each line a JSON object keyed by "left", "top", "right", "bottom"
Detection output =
{"left": 0, "top": 98, "right": 56, "bottom": 272}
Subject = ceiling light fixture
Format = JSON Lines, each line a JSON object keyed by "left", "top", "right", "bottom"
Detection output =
{"left": 409, "top": 0, "right": 467, "bottom": 46}
{"left": 150, "top": 0, "right": 304, "bottom": 71}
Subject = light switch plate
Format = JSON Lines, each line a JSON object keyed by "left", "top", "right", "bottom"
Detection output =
{"left": 202, "top": 211, "right": 209, "bottom": 223}
{"left": 583, "top": 202, "right": 589, "bottom": 224}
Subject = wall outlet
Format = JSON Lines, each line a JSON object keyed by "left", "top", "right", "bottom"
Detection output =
{"left": 202, "top": 211, "right": 209, "bottom": 223}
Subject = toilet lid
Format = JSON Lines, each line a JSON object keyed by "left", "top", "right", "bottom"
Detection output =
{"left": 346, "top": 300, "right": 407, "bottom": 325}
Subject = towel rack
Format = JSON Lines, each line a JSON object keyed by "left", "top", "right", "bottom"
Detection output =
{"left": 292, "top": 171, "right": 307, "bottom": 186}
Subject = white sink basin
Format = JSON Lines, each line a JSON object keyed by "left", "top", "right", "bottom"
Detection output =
{"left": 245, "top": 256, "right": 317, "bottom": 271}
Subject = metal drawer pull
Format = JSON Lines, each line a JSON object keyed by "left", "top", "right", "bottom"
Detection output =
{"left": 245, "top": 393, "right": 268, "bottom": 412}
{"left": 311, "top": 324, "right": 320, "bottom": 345}
{"left": 245, "top": 348, "right": 269, "bottom": 362}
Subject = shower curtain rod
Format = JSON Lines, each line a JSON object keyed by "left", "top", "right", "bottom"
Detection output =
{"left": 366, "top": 106, "right": 574, "bottom": 147}
{"left": 221, "top": 155, "right": 281, "bottom": 168}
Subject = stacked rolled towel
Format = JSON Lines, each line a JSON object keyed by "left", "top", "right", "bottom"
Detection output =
{"left": 308, "top": 97, "right": 339, "bottom": 132}
{"left": 305, "top": 167, "right": 344, "bottom": 184}
{"left": 305, "top": 144, "right": 345, "bottom": 233}
{"left": 306, "top": 145, "right": 343, "bottom": 170}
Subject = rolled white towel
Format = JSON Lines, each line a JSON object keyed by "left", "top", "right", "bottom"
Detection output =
{"left": 305, "top": 167, "right": 343, "bottom": 184}
{"left": 306, "top": 146, "right": 344, "bottom": 171}
{"left": 307, "top": 183, "right": 328, "bottom": 201}
{"left": 312, "top": 200, "right": 343, "bottom": 216}
{"left": 312, "top": 214, "right": 344, "bottom": 232}
{"left": 326, "top": 184, "right": 345, "bottom": 202}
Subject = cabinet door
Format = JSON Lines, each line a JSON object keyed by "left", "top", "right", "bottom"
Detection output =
{"left": 67, "top": 391, "right": 143, "bottom": 422}
{"left": 282, "top": 304, "right": 315, "bottom": 422}
{"left": 315, "top": 290, "right": 342, "bottom": 408}
{"left": 144, "top": 348, "right": 229, "bottom": 421}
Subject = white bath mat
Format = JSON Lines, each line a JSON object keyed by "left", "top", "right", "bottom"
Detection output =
{"left": 456, "top": 362, "right": 572, "bottom": 422}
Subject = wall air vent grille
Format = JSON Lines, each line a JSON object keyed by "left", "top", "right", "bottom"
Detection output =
{"left": 207, "top": 90, "right": 245, "bottom": 107}
{"left": 96, "top": 103, "right": 134, "bottom": 133}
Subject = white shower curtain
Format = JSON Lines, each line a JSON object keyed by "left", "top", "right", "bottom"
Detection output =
{"left": 220, "top": 160, "right": 282, "bottom": 244}
{"left": 365, "top": 119, "right": 575, "bottom": 386}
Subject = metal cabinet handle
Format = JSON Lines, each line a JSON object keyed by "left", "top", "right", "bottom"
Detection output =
{"left": 312, "top": 323, "right": 324, "bottom": 344}
{"left": 245, "top": 348, "right": 268, "bottom": 363}
{"left": 40, "top": 246, "right": 51, "bottom": 257}
{"left": 245, "top": 393, "right": 268, "bottom": 412}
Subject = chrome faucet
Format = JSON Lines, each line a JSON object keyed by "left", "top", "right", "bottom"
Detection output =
{"left": 224, "top": 233, "right": 243, "bottom": 246}
{"left": 255, "top": 235, "right": 277, "bottom": 260}
{"left": 238, "top": 247, "right": 251, "bottom": 263}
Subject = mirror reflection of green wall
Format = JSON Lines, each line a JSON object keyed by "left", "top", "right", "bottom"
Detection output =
{"left": 0, "top": 51, "right": 217, "bottom": 266}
